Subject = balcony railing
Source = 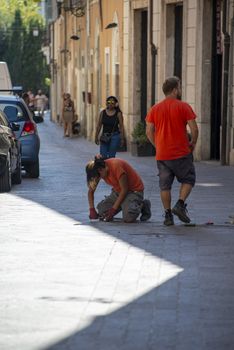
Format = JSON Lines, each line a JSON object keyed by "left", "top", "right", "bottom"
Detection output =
{"left": 58, "top": 0, "right": 86, "bottom": 17}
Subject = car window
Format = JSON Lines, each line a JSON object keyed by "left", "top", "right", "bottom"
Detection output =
{"left": 0, "top": 110, "right": 8, "bottom": 126}
{"left": 0, "top": 101, "right": 30, "bottom": 122}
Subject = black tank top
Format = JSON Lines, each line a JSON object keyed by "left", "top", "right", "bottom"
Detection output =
{"left": 102, "top": 109, "right": 120, "bottom": 133}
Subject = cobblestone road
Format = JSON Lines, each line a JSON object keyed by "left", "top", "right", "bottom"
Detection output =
{"left": 1, "top": 113, "right": 234, "bottom": 350}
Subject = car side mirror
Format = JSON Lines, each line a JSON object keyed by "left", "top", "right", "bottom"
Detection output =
{"left": 11, "top": 122, "right": 20, "bottom": 131}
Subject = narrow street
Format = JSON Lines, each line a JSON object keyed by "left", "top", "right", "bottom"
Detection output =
{"left": 1, "top": 113, "right": 234, "bottom": 350}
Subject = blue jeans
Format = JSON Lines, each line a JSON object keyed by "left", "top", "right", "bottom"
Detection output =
{"left": 100, "top": 132, "right": 120, "bottom": 158}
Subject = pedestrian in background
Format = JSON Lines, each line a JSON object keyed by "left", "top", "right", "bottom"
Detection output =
{"left": 34, "top": 89, "right": 47, "bottom": 117}
{"left": 23, "top": 92, "right": 35, "bottom": 114}
{"left": 95, "top": 96, "right": 124, "bottom": 158}
{"left": 62, "top": 93, "right": 75, "bottom": 137}
{"left": 146, "top": 76, "right": 199, "bottom": 226}
{"left": 27, "top": 90, "right": 35, "bottom": 110}
{"left": 22, "top": 92, "right": 30, "bottom": 107}
{"left": 86, "top": 156, "right": 151, "bottom": 223}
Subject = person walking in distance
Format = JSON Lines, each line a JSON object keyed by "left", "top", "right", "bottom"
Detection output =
{"left": 62, "top": 93, "right": 75, "bottom": 137}
{"left": 146, "top": 76, "right": 199, "bottom": 226}
{"left": 34, "top": 89, "right": 47, "bottom": 117}
{"left": 22, "top": 92, "right": 30, "bottom": 107}
{"left": 86, "top": 156, "right": 151, "bottom": 223}
{"left": 27, "top": 90, "right": 35, "bottom": 110}
{"left": 95, "top": 96, "right": 124, "bottom": 158}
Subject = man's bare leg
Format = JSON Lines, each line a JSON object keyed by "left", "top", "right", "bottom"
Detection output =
{"left": 172, "top": 183, "right": 193, "bottom": 223}
{"left": 161, "top": 190, "right": 174, "bottom": 226}
{"left": 179, "top": 183, "right": 193, "bottom": 201}
{"left": 160, "top": 190, "right": 171, "bottom": 210}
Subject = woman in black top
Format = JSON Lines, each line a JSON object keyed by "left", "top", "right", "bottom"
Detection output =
{"left": 95, "top": 96, "right": 124, "bottom": 158}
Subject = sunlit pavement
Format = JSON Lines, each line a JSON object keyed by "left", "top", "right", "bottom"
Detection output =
{"left": 1, "top": 111, "right": 234, "bottom": 350}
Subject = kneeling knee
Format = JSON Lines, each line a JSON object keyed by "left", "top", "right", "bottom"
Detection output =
{"left": 123, "top": 215, "right": 137, "bottom": 223}
{"left": 124, "top": 219, "right": 136, "bottom": 223}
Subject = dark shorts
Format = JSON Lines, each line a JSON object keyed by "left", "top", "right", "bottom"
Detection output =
{"left": 157, "top": 153, "right": 196, "bottom": 191}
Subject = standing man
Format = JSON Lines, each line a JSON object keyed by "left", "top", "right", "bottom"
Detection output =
{"left": 86, "top": 156, "right": 151, "bottom": 223}
{"left": 146, "top": 76, "right": 199, "bottom": 226}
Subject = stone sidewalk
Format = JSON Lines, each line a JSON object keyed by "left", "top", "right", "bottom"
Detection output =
{"left": 0, "top": 115, "right": 234, "bottom": 350}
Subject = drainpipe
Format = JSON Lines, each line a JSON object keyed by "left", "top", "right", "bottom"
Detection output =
{"left": 51, "top": 22, "right": 55, "bottom": 122}
{"left": 64, "top": 10, "right": 67, "bottom": 68}
{"left": 149, "top": 0, "right": 157, "bottom": 106}
{"left": 51, "top": 22, "right": 55, "bottom": 82}
{"left": 227, "top": 13, "right": 234, "bottom": 159}
{"left": 221, "top": 0, "right": 230, "bottom": 165}
{"left": 99, "top": 0, "right": 103, "bottom": 31}
{"left": 84, "top": 0, "right": 90, "bottom": 138}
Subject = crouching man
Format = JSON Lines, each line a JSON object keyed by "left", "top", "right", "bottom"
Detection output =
{"left": 86, "top": 156, "right": 151, "bottom": 222}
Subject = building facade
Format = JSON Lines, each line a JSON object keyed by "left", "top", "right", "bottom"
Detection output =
{"left": 49, "top": 0, "right": 234, "bottom": 165}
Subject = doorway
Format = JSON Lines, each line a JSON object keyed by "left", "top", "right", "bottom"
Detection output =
{"left": 140, "top": 11, "right": 148, "bottom": 122}
{"left": 174, "top": 4, "right": 183, "bottom": 79}
{"left": 210, "top": 0, "right": 222, "bottom": 159}
{"left": 133, "top": 10, "right": 148, "bottom": 122}
{"left": 166, "top": 3, "right": 183, "bottom": 80}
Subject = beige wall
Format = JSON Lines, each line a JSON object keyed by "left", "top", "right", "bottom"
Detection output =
{"left": 50, "top": 0, "right": 123, "bottom": 140}
{"left": 144, "top": 0, "right": 233, "bottom": 163}
{"left": 228, "top": 0, "right": 234, "bottom": 164}
{"left": 86, "top": 0, "right": 124, "bottom": 139}
{"left": 50, "top": 0, "right": 234, "bottom": 164}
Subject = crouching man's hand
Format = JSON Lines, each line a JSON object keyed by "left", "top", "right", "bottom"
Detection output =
{"left": 89, "top": 207, "right": 99, "bottom": 219}
{"left": 102, "top": 208, "right": 117, "bottom": 222}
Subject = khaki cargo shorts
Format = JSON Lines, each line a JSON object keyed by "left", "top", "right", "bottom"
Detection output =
{"left": 97, "top": 190, "right": 144, "bottom": 223}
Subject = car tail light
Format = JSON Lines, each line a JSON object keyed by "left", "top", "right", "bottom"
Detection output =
{"left": 21, "top": 121, "right": 35, "bottom": 136}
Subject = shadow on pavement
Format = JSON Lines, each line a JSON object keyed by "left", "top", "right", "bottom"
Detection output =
{"left": 11, "top": 117, "right": 234, "bottom": 350}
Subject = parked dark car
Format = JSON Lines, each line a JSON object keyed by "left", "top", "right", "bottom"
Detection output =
{"left": 0, "top": 94, "right": 40, "bottom": 178}
{"left": 0, "top": 109, "right": 21, "bottom": 192}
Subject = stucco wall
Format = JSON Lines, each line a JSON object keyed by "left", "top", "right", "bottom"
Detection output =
{"left": 50, "top": 0, "right": 234, "bottom": 164}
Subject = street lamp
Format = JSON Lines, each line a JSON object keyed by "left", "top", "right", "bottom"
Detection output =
{"left": 33, "top": 28, "right": 39, "bottom": 37}
{"left": 105, "top": 22, "right": 118, "bottom": 30}
{"left": 70, "top": 35, "right": 80, "bottom": 40}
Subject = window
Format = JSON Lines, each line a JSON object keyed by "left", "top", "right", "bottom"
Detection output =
{"left": 105, "top": 48, "right": 110, "bottom": 97}
{"left": 81, "top": 55, "right": 85, "bottom": 69}
{"left": 115, "top": 64, "right": 120, "bottom": 100}
{"left": 0, "top": 101, "right": 30, "bottom": 122}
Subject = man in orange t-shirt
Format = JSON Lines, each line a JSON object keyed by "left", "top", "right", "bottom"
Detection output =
{"left": 86, "top": 156, "right": 151, "bottom": 222}
{"left": 146, "top": 76, "right": 199, "bottom": 226}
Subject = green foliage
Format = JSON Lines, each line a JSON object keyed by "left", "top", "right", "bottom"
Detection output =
{"left": 0, "top": 7, "right": 50, "bottom": 95}
{"left": 5, "top": 10, "right": 24, "bottom": 84}
{"left": 132, "top": 121, "right": 149, "bottom": 146}
{"left": 45, "top": 77, "right": 51, "bottom": 87}
{"left": 0, "top": 0, "right": 43, "bottom": 29}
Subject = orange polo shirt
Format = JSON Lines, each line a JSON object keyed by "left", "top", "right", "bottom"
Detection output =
{"left": 104, "top": 158, "right": 144, "bottom": 193}
{"left": 146, "top": 98, "right": 196, "bottom": 160}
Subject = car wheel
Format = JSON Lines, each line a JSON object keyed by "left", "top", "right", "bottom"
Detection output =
{"left": 27, "top": 158, "right": 40, "bottom": 178}
{"left": 0, "top": 153, "right": 12, "bottom": 192}
{"left": 12, "top": 157, "right": 22, "bottom": 184}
